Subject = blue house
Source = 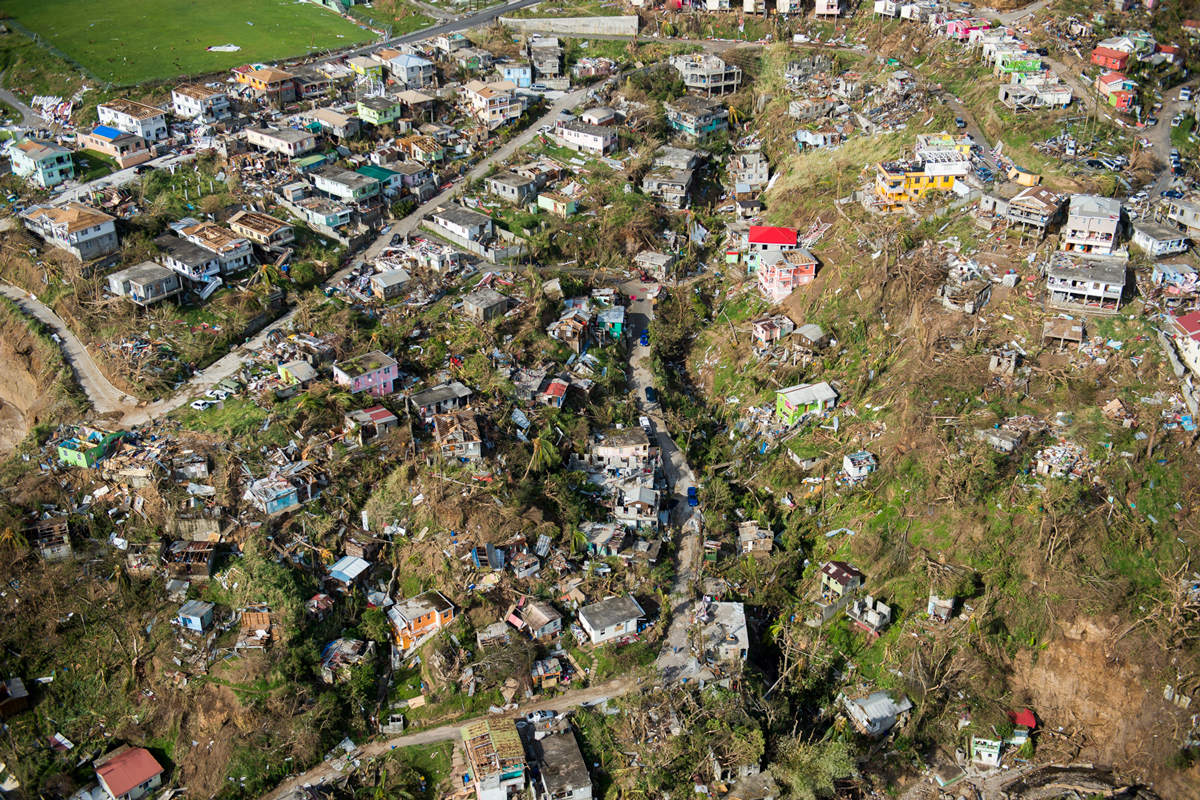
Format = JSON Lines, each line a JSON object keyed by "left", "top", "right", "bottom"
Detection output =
{"left": 178, "top": 600, "right": 215, "bottom": 632}
{"left": 501, "top": 65, "right": 532, "bottom": 89}
{"left": 243, "top": 476, "right": 300, "bottom": 515}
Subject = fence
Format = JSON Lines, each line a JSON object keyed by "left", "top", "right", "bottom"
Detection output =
{"left": 5, "top": 18, "right": 113, "bottom": 90}
{"left": 344, "top": 7, "right": 392, "bottom": 39}
{"left": 420, "top": 219, "right": 525, "bottom": 264}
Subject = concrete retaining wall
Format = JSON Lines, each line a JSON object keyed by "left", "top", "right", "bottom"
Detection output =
{"left": 498, "top": 15, "right": 639, "bottom": 36}
{"left": 420, "top": 219, "right": 525, "bottom": 263}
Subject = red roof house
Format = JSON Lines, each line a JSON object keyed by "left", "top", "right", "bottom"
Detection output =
{"left": 1090, "top": 46, "right": 1130, "bottom": 70}
{"left": 748, "top": 225, "right": 798, "bottom": 246}
{"left": 1171, "top": 310, "right": 1200, "bottom": 340}
{"left": 95, "top": 747, "right": 165, "bottom": 800}
{"left": 1008, "top": 708, "right": 1037, "bottom": 730}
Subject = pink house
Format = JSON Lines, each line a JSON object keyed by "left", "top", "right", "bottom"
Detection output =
{"left": 759, "top": 249, "right": 818, "bottom": 303}
{"left": 946, "top": 17, "right": 991, "bottom": 41}
{"left": 333, "top": 350, "right": 398, "bottom": 397}
{"left": 814, "top": 0, "right": 842, "bottom": 15}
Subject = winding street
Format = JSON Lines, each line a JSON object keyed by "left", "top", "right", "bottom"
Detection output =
{"left": 256, "top": 677, "right": 636, "bottom": 800}
{"left": 0, "top": 282, "right": 135, "bottom": 418}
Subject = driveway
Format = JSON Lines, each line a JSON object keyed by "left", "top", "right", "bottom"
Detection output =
{"left": 53, "top": 151, "right": 198, "bottom": 206}
{"left": 0, "top": 283, "right": 135, "bottom": 418}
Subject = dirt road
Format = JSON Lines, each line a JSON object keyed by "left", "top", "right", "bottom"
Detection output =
{"left": 258, "top": 677, "right": 635, "bottom": 800}
{"left": 0, "top": 283, "right": 135, "bottom": 418}
{"left": 618, "top": 280, "right": 704, "bottom": 681}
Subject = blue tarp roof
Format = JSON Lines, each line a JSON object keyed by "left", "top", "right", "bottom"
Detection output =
{"left": 92, "top": 125, "right": 124, "bottom": 140}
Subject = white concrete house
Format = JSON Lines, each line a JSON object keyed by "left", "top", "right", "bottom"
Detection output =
{"left": 98, "top": 99, "right": 168, "bottom": 142}
{"left": 578, "top": 595, "right": 644, "bottom": 645}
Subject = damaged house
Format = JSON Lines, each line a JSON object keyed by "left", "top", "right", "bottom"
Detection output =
{"left": 433, "top": 411, "right": 483, "bottom": 461}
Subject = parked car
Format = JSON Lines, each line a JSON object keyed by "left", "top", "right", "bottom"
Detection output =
{"left": 640, "top": 332, "right": 650, "bottom": 346}
{"left": 955, "top": 117, "right": 966, "bottom": 129}
{"left": 1163, "top": 189, "right": 1185, "bottom": 199}
{"left": 133, "top": 164, "right": 155, "bottom": 175}
{"left": 390, "top": 233, "right": 402, "bottom": 246}
{"left": 190, "top": 400, "right": 213, "bottom": 411}
{"left": 1182, "top": 87, "right": 1193, "bottom": 102}
{"left": 1172, "top": 115, "right": 1184, "bottom": 127}
{"left": 687, "top": 486, "right": 699, "bottom": 507}
{"left": 380, "top": 225, "right": 392, "bottom": 235}
{"left": 645, "top": 386, "right": 657, "bottom": 403}
{"left": 1035, "top": 47, "right": 1049, "bottom": 56}
{"left": 1146, "top": 116, "right": 1158, "bottom": 126}
{"left": 531, "top": 83, "right": 547, "bottom": 92}
{"left": 525, "top": 710, "right": 555, "bottom": 723}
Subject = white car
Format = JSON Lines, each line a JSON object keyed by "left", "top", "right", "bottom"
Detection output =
{"left": 205, "top": 388, "right": 231, "bottom": 400}
{"left": 190, "top": 400, "right": 213, "bottom": 411}
{"left": 1172, "top": 115, "right": 1184, "bottom": 127}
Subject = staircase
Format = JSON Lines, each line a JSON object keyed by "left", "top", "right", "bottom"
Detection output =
{"left": 197, "top": 275, "right": 222, "bottom": 300}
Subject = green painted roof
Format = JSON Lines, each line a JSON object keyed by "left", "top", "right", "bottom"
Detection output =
{"left": 295, "top": 154, "right": 328, "bottom": 168}
{"left": 356, "top": 164, "right": 399, "bottom": 181}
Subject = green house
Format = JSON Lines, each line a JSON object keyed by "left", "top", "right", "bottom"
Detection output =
{"left": 537, "top": 192, "right": 577, "bottom": 218}
{"left": 56, "top": 426, "right": 124, "bottom": 468}
{"left": 357, "top": 96, "right": 404, "bottom": 126}
{"left": 775, "top": 381, "right": 838, "bottom": 426}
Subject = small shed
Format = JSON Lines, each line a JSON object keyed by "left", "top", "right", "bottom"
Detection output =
{"left": 178, "top": 600, "right": 215, "bottom": 632}
{"left": 329, "top": 555, "right": 371, "bottom": 588}
{"left": 371, "top": 268, "right": 412, "bottom": 300}
{"left": 927, "top": 593, "right": 954, "bottom": 622}
{"left": 1042, "top": 318, "right": 1085, "bottom": 349}
{"left": 0, "top": 677, "right": 29, "bottom": 720}
{"left": 462, "top": 288, "right": 507, "bottom": 322}
{"left": 842, "top": 451, "right": 877, "bottom": 479}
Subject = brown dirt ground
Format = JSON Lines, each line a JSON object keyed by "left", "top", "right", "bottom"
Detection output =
{"left": 1009, "top": 616, "right": 1199, "bottom": 792}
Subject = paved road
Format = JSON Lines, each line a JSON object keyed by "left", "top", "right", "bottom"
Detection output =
{"left": 0, "top": 283, "right": 136, "bottom": 418}
{"left": 326, "top": 0, "right": 540, "bottom": 63}
{"left": 990, "top": 0, "right": 1051, "bottom": 24}
{"left": 257, "top": 677, "right": 635, "bottom": 800}
{"left": 121, "top": 91, "right": 591, "bottom": 425}
{"left": 0, "top": 79, "right": 46, "bottom": 129}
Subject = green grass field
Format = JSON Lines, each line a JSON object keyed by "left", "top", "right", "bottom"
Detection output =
{"left": 0, "top": 0, "right": 379, "bottom": 85}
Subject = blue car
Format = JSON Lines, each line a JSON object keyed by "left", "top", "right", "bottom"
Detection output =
{"left": 1163, "top": 189, "right": 1185, "bottom": 199}
{"left": 687, "top": 487, "right": 699, "bottom": 507}
{"left": 640, "top": 333, "right": 650, "bottom": 346}
{"left": 645, "top": 386, "right": 657, "bottom": 403}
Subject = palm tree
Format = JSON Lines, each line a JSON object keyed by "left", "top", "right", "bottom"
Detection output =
{"left": 523, "top": 430, "right": 561, "bottom": 480}
{"left": 0, "top": 526, "right": 27, "bottom": 553}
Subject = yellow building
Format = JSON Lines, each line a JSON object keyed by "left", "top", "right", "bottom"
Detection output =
{"left": 871, "top": 147, "right": 971, "bottom": 212}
